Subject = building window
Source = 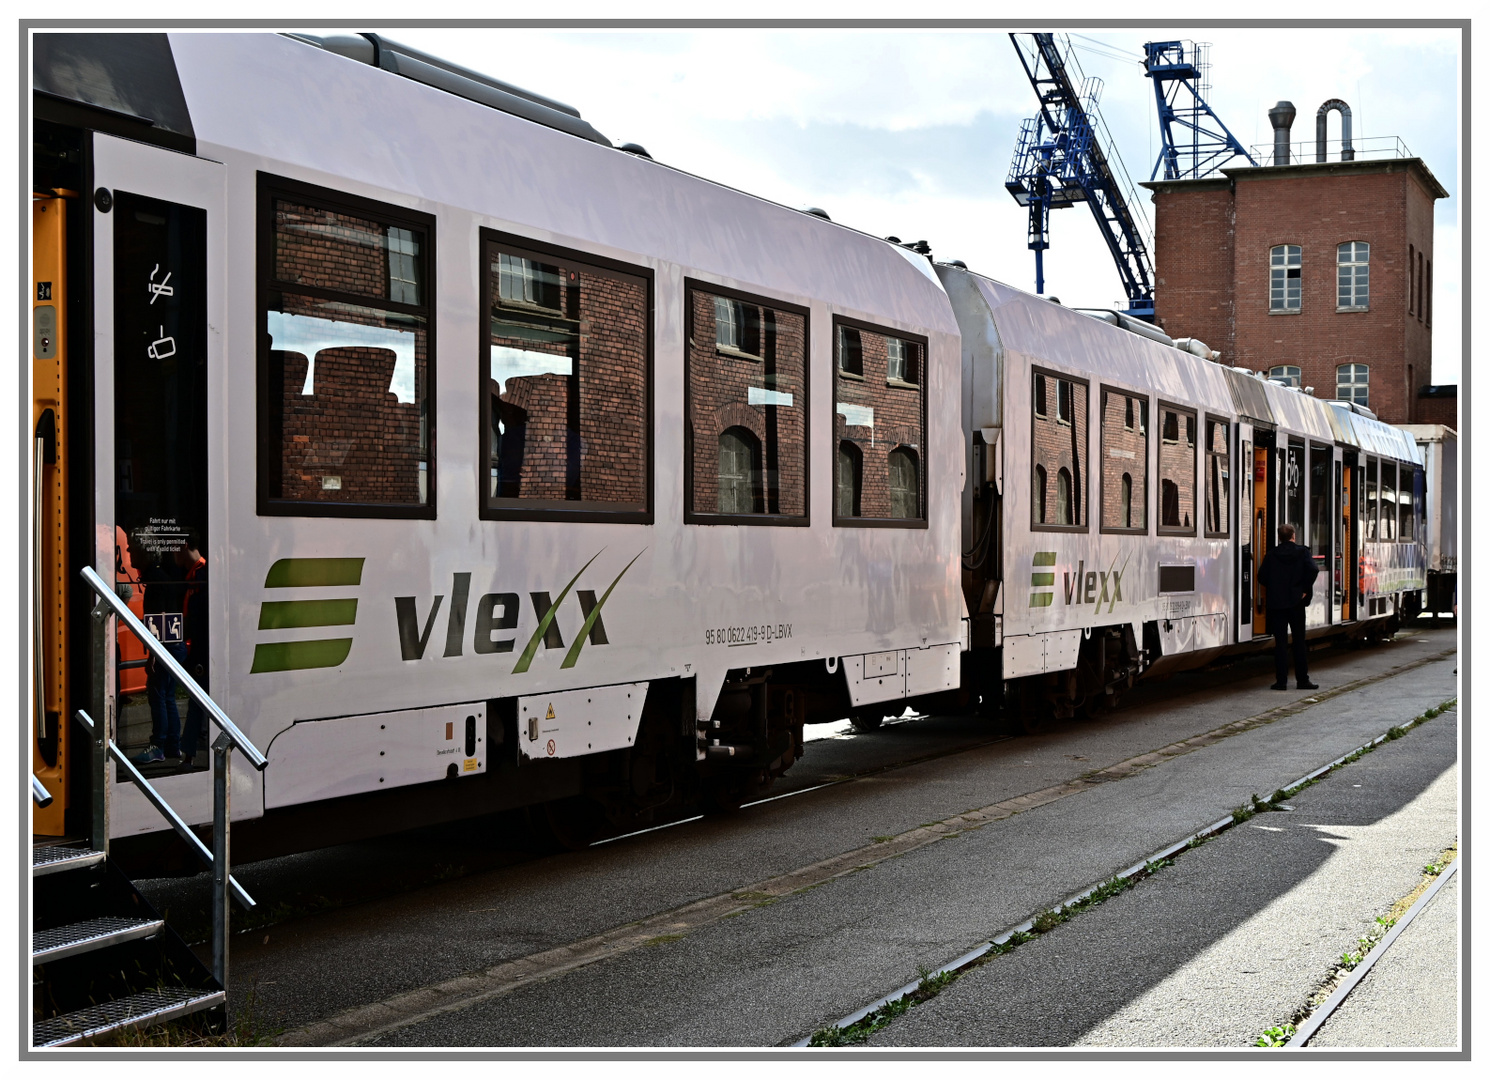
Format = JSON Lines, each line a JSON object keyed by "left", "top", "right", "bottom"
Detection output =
{"left": 1269, "top": 365, "right": 1302, "bottom": 388}
{"left": 834, "top": 317, "right": 927, "bottom": 526}
{"left": 837, "top": 325, "right": 863, "bottom": 376}
{"left": 1426, "top": 260, "right": 1432, "bottom": 328}
{"left": 260, "top": 178, "right": 434, "bottom": 516}
{"left": 889, "top": 447, "right": 920, "bottom": 519}
{"left": 718, "top": 428, "right": 763, "bottom": 514}
{"left": 1417, "top": 251, "right": 1425, "bottom": 323}
{"left": 1270, "top": 244, "right": 1302, "bottom": 312}
{"left": 483, "top": 233, "right": 651, "bottom": 520}
{"left": 886, "top": 337, "right": 919, "bottom": 384}
{"left": 1337, "top": 364, "right": 1369, "bottom": 407}
{"left": 1408, "top": 244, "right": 1415, "bottom": 315}
{"left": 1031, "top": 369, "right": 1088, "bottom": 530}
{"left": 688, "top": 285, "right": 807, "bottom": 523}
{"left": 1337, "top": 241, "right": 1369, "bottom": 310}
{"left": 1100, "top": 388, "right": 1147, "bottom": 533}
{"left": 836, "top": 442, "right": 862, "bottom": 518}
{"left": 1204, "top": 418, "right": 1229, "bottom": 537}
{"left": 1158, "top": 405, "right": 1196, "bottom": 534}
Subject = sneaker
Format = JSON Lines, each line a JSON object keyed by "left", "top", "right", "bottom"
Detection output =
{"left": 132, "top": 746, "right": 165, "bottom": 765}
{"left": 1298, "top": 681, "right": 1320, "bottom": 690}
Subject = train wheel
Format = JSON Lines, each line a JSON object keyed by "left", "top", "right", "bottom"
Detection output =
{"left": 849, "top": 712, "right": 883, "bottom": 733}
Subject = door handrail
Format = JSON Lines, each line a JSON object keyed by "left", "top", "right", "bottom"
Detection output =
{"left": 79, "top": 564, "right": 267, "bottom": 770}
{"left": 31, "top": 774, "right": 53, "bottom": 808}
{"left": 74, "top": 709, "right": 254, "bottom": 910}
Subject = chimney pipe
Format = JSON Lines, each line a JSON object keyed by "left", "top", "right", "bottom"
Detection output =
{"left": 1268, "top": 101, "right": 1296, "bottom": 165}
{"left": 1316, "top": 99, "right": 1355, "bottom": 161}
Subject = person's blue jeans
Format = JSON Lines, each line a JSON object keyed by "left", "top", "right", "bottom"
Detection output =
{"left": 180, "top": 649, "right": 208, "bottom": 760}
{"left": 146, "top": 640, "right": 188, "bottom": 757}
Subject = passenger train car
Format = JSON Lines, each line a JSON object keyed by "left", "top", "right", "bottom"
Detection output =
{"left": 29, "top": 32, "right": 1426, "bottom": 860}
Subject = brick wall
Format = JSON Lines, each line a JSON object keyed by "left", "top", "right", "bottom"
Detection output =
{"left": 1415, "top": 390, "right": 1458, "bottom": 428}
{"left": 1151, "top": 182, "right": 1235, "bottom": 361}
{"left": 688, "top": 290, "right": 807, "bottom": 516}
{"left": 832, "top": 324, "right": 925, "bottom": 518}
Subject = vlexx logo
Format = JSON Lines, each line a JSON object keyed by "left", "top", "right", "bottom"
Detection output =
{"left": 250, "top": 558, "right": 364, "bottom": 673}
{"left": 1029, "top": 551, "right": 1056, "bottom": 607}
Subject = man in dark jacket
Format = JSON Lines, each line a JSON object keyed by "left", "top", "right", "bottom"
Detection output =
{"left": 1258, "top": 523, "right": 1321, "bottom": 690}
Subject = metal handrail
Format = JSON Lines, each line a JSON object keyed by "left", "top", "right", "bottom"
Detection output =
{"left": 31, "top": 775, "right": 53, "bottom": 808}
{"left": 74, "top": 709, "right": 255, "bottom": 910}
{"left": 79, "top": 564, "right": 267, "bottom": 770}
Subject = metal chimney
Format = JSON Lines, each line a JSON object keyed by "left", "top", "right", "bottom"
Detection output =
{"left": 1268, "top": 101, "right": 1296, "bottom": 165}
{"left": 1316, "top": 99, "right": 1355, "bottom": 161}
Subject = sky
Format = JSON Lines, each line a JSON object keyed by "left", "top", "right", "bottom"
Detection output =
{"left": 369, "top": 24, "right": 1463, "bottom": 385}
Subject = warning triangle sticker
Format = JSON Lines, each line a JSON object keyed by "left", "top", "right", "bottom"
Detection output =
{"left": 545, "top": 703, "right": 556, "bottom": 720}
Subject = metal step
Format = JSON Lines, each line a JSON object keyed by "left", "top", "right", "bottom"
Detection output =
{"left": 33, "top": 986, "right": 225, "bottom": 1048}
{"left": 33, "top": 916, "right": 165, "bottom": 964}
{"left": 32, "top": 845, "right": 105, "bottom": 877}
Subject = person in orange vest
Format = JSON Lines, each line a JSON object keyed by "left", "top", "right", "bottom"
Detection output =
{"left": 174, "top": 530, "right": 209, "bottom": 766}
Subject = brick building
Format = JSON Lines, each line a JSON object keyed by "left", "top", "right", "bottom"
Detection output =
{"left": 1142, "top": 151, "right": 1450, "bottom": 426}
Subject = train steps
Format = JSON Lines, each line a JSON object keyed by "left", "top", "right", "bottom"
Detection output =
{"left": 32, "top": 843, "right": 223, "bottom": 1048}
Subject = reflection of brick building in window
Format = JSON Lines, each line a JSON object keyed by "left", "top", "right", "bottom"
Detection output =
{"left": 277, "top": 343, "right": 424, "bottom": 503}
{"left": 834, "top": 323, "right": 924, "bottom": 519}
{"left": 1158, "top": 408, "right": 1196, "bottom": 532}
{"left": 487, "top": 259, "right": 647, "bottom": 508}
{"left": 276, "top": 202, "right": 399, "bottom": 300}
{"left": 1100, "top": 391, "right": 1147, "bottom": 529}
{"left": 1031, "top": 374, "right": 1087, "bottom": 527}
{"left": 689, "top": 290, "right": 806, "bottom": 516}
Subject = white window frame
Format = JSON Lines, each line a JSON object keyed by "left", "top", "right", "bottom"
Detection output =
{"left": 1337, "top": 241, "right": 1370, "bottom": 311}
{"left": 1269, "top": 365, "right": 1302, "bottom": 388}
{"left": 1270, "top": 244, "right": 1302, "bottom": 312}
{"left": 1337, "top": 363, "right": 1369, "bottom": 406}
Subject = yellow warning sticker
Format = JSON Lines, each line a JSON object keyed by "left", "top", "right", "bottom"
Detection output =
{"left": 463, "top": 758, "right": 478, "bottom": 772}
{"left": 545, "top": 703, "right": 556, "bottom": 720}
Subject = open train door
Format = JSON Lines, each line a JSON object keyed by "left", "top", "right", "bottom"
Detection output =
{"left": 91, "top": 133, "right": 225, "bottom": 837}
{"left": 1235, "top": 423, "right": 1254, "bottom": 642}
{"left": 1251, "top": 430, "right": 1275, "bottom": 637}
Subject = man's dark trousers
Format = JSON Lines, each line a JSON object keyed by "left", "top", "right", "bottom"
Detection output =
{"left": 1272, "top": 605, "right": 1310, "bottom": 687}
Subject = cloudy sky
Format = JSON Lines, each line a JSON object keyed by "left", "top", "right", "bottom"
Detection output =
{"left": 356, "top": 24, "right": 1462, "bottom": 382}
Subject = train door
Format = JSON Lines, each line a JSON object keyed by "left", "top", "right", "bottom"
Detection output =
{"left": 1236, "top": 423, "right": 1253, "bottom": 642}
{"left": 1251, "top": 430, "right": 1274, "bottom": 636}
{"left": 1307, "top": 443, "right": 1333, "bottom": 626}
{"left": 1340, "top": 452, "right": 1355, "bottom": 621}
{"left": 92, "top": 134, "right": 224, "bottom": 834}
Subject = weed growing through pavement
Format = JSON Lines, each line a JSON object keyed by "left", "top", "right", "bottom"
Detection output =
{"left": 85, "top": 982, "right": 281, "bottom": 1047}
{"left": 1255, "top": 1023, "right": 1296, "bottom": 1048}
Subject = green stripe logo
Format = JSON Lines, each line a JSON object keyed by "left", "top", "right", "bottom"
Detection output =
{"left": 1030, "top": 551, "right": 1056, "bottom": 608}
{"left": 251, "top": 558, "right": 364, "bottom": 673}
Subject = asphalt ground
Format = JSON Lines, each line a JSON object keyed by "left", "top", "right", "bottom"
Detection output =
{"left": 870, "top": 708, "right": 1459, "bottom": 1047}
{"left": 131, "top": 627, "right": 1456, "bottom": 1045}
{"left": 1309, "top": 864, "right": 1460, "bottom": 1048}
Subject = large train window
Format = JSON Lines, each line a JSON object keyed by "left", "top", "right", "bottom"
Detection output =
{"left": 1031, "top": 369, "right": 1088, "bottom": 531}
{"left": 1398, "top": 464, "right": 1417, "bottom": 542}
{"left": 1379, "top": 461, "right": 1397, "bottom": 540}
{"left": 1204, "top": 418, "right": 1230, "bottom": 537}
{"left": 1364, "top": 457, "right": 1378, "bottom": 541}
{"left": 1157, "top": 404, "right": 1196, "bottom": 535}
{"left": 686, "top": 283, "right": 809, "bottom": 525}
{"left": 258, "top": 176, "right": 435, "bottom": 517}
{"left": 482, "top": 232, "right": 652, "bottom": 521}
{"left": 1099, "top": 387, "right": 1147, "bottom": 533}
{"left": 1284, "top": 440, "right": 1306, "bottom": 538}
{"left": 832, "top": 315, "right": 927, "bottom": 527}
{"left": 1308, "top": 443, "right": 1332, "bottom": 565}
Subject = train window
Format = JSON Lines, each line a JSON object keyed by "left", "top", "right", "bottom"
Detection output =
{"left": 1100, "top": 388, "right": 1147, "bottom": 533}
{"left": 1398, "top": 464, "right": 1416, "bottom": 542}
{"left": 482, "top": 232, "right": 651, "bottom": 521}
{"left": 1379, "top": 461, "right": 1397, "bottom": 541}
{"left": 1031, "top": 370, "right": 1088, "bottom": 531}
{"left": 1204, "top": 418, "right": 1230, "bottom": 537}
{"left": 1364, "top": 457, "right": 1378, "bottom": 541}
{"left": 259, "top": 177, "right": 435, "bottom": 517}
{"left": 1285, "top": 441, "right": 1306, "bottom": 539}
{"left": 688, "top": 283, "right": 808, "bottom": 524}
{"left": 1157, "top": 404, "right": 1196, "bottom": 534}
{"left": 1308, "top": 444, "right": 1332, "bottom": 566}
{"left": 833, "top": 316, "right": 927, "bottom": 526}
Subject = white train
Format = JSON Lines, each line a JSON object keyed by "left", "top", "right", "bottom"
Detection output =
{"left": 30, "top": 32, "right": 1426, "bottom": 859}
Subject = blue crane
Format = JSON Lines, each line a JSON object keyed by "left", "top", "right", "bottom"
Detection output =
{"left": 1005, "top": 33, "right": 1155, "bottom": 321}
{"left": 1144, "top": 40, "right": 1256, "bottom": 180}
